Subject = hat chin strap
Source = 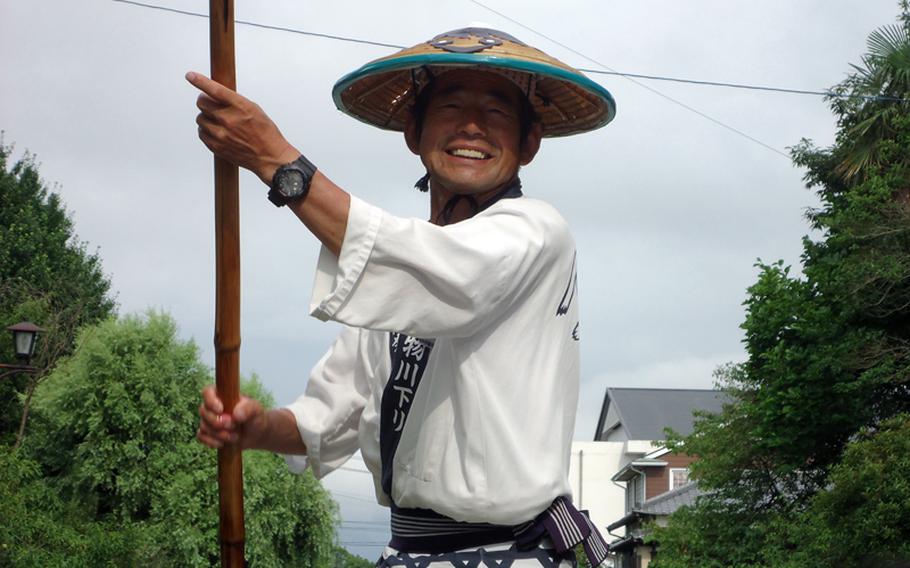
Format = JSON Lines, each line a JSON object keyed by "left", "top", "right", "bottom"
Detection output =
{"left": 414, "top": 172, "right": 431, "bottom": 192}
{"left": 415, "top": 171, "right": 478, "bottom": 225}
{"left": 435, "top": 193, "right": 480, "bottom": 225}
{"left": 417, "top": 174, "right": 523, "bottom": 226}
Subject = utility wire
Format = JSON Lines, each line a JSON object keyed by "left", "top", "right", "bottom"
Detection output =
{"left": 577, "top": 68, "right": 909, "bottom": 103}
{"left": 340, "top": 525, "right": 389, "bottom": 532}
{"left": 113, "top": 0, "right": 906, "bottom": 107}
{"left": 337, "top": 466, "right": 372, "bottom": 474}
{"left": 467, "top": 0, "right": 789, "bottom": 158}
{"left": 111, "top": 0, "right": 404, "bottom": 49}
{"left": 332, "top": 491, "right": 378, "bottom": 504}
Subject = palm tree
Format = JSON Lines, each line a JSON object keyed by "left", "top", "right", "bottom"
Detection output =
{"left": 834, "top": 3, "right": 910, "bottom": 180}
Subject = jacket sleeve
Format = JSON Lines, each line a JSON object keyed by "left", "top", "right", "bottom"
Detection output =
{"left": 282, "top": 326, "right": 372, "bottom": 478}
{"left": 309, "top": 196, "right": 570, "bottom": 338}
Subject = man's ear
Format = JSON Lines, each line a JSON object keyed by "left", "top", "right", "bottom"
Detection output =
{"left": 404, "top": 114, "right": 421, "bottom": 155}
{"left": 519, "top": 122, "right": 543, "bottom": 166}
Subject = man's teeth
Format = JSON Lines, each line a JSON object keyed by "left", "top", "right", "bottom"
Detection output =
{"left": 449, "top": 149, "right": 489, "bottom": 159}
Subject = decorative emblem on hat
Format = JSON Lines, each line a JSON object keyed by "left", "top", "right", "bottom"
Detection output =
{"left": 429, "top": 27, "right": 526, "bottom": 53}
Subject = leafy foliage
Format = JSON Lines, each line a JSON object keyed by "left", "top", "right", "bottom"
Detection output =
{"left": 6, "top": 312, "right": 337, "bottom": 567}
{"left": 652, "top": 6, "right": 910, "bottom": 567}
{"left": 28, "top": 312, "right": 212, "bottom": 523}
{"left": 832, "top": 1, "right": 910, "bottom": 179}
{"left": 0, "top": 141, "right": 114, "bottom": 326}
{"left": 765, "top": 414, "right": 910, "bottom": 568}
{"left": 0, "top": 139, "right": 116, "bottom": 445}
{"left": 643, "top": 500, "right": 780, "bottom": 568}
{"left": 1, "top": 426, "right": 171, "bottom": 567}
{"left": 0, "top": 139, "right": 348, "bottom": 565}
{"left": 332, "top": 545, "right": 376, "bottom": 568}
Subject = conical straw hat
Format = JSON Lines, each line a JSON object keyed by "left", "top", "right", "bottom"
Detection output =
{"left": 333, "top": 28, "right": 616, "bottom": 138}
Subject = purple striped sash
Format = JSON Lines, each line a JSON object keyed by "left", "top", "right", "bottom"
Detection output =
{"left": 389, "top": 505, "right": 516, "bottom": 553}
{"left": 390, "top": 497, "right": 609, "bottom": 566}
{"left": 515, "top": 497, "right": 610, "bottom": 567}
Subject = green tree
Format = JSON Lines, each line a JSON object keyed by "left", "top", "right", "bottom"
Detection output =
{"left": 332, "top": 545, "right": 375, "bottom": 568}
{"left": 0, "top": 449, "right": 161, "bottom": 567}
{"left": 12, "top": 311, "right": 336, "bottom": 567}
{"left": 652, "top": 6, "right": 910, "bottom": 566}
{"left": 0, "top": 139, "right": 116, "bottom": 446}
{"left": 833, "top": 0, "right": 910, "bottom": 178}
{"left": 765, "top": 414, "right": 910, "bottom": 568}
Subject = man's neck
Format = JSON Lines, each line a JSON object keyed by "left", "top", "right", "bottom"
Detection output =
{"left": 428, "top": 179, "right": 514, "bottom": 225}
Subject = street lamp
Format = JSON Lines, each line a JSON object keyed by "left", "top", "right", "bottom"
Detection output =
{"left": 7, "top": 321, "right": 45, "bottom": 362}
{"left": 1, "top": 321, "right": 46, "bottom": 374}
{"left": 4, "top": 321, "right": 46, "bottom": 449}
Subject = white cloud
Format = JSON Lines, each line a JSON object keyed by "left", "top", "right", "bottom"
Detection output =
{"left": 593, "top": 353, "right": 743, "bottom": 390}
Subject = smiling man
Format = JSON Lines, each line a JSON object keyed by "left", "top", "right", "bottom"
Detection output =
{"left": 191, "top": 28, "right": 616, "bottom": 567}
{"left": 406, "top": 69, "right": 540, "bottom": 217}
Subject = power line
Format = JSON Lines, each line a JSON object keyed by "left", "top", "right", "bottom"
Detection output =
{"left": 340, "top": 525, "right": 389, "bottom": 532}
{"left": 577, "top": 68, "right": 909, "bottom": 103}
{"left": 342, "top": 520, "right": 389, "bottom": 527}
{"left": 467, "top": 0, "right": 789, "bottom": 159}
{"left": 112, "top": 0, "right": 906, "bottom": 107}
{"left": 337, "top": 466, "right": 372, "bottom": 474}
{"left": 332, "top": 491, "right": 377, "bottom": 504}
{"left": 111, "top": 0, "right": 404, "bottom": 49}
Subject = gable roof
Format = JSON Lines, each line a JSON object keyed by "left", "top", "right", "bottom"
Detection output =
{"left": 636, "top": 480, "right": 701, "bottom": 515}
{"left": 606, "top": 481, "right": 703, "bottom": 532}
{"left": 594, "top": 387, "right": 728, "bottom": 441}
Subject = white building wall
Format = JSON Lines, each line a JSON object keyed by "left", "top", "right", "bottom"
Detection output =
{"left": 624, "top": 439, "right": 660, "bottom": 456}
{"left": 568, "top": 441, "right": 627, "bottom": 534}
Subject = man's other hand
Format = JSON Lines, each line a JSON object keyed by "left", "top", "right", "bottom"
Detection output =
{"left": 186, "top": 71, "right": 300, "bottom": 185}
{"left": 196, "top": 385, "right": 268, "bottom": 450}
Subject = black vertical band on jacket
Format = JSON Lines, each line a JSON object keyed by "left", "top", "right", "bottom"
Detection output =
{"left": 379, "top": 333, "right": 435, "bottom": 498}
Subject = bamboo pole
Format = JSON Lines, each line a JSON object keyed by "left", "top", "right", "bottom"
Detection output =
{"left": 209, "top": 1, "right": 245, "bottom": 566}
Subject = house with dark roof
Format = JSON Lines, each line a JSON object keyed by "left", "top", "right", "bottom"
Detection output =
{"left": 606, "top": 447, "right": 702, "bottom": 567}
{"left": 595, "top": 387, "right": 726, "bottom": 443}
{"left": 591, "top": 388, "right": 726, "bottom": 568}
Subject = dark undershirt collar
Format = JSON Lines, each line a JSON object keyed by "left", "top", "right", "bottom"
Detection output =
{"left": 434, "top": 177, "right": 524, "bottom": 224}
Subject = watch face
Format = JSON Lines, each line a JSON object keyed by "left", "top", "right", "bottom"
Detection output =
{"left": 277, "top": 170, "right": 305, "bottom": 198}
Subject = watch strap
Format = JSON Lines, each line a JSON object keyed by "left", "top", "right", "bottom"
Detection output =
{"left": 268, "top": 154, "right": 317, "bottom": 207}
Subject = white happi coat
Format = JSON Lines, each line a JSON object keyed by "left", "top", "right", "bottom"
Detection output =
{"left": 283, "top": 193, "right": 580, "bottom": 525}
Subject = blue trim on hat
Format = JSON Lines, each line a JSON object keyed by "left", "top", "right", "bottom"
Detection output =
{"left": 332, "top": 52, "right": 616, "bottom": 132}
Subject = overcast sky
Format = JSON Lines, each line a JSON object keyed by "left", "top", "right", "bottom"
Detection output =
{"left": 1, "top": 0, "right": 902, "bottom": 559}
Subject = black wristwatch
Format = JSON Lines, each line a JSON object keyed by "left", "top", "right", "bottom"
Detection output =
{"left": 268, "top": 154, "right": 317, "bottom": 207}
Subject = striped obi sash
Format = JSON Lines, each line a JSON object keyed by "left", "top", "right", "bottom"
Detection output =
{"left": 390, "top": 497, "right": 609, "bottom": 566}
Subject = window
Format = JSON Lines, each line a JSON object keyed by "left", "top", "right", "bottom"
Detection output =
{"left": 670, "top": 467, "right": 690, "bottom": 490}
{"left": 625, "top": 473, "right": 645, "bottom": 512}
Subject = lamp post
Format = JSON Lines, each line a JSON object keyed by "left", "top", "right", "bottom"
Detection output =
{"left": 10, "top": 321, "right": 44, "bottom": 360}
{"left": 2, "top": 321, "right": 45, "bottom": 449}
{"left": 1, "top": 321, "right": 45, "bottom": 374}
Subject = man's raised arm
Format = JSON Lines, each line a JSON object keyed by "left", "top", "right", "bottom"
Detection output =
{"left": 186, "top": 71, "right": 350, "bottom": 257}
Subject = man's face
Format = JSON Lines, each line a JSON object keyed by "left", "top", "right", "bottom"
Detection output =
{"left": 405, "top": 70, "right": 541, "bottom": 198}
